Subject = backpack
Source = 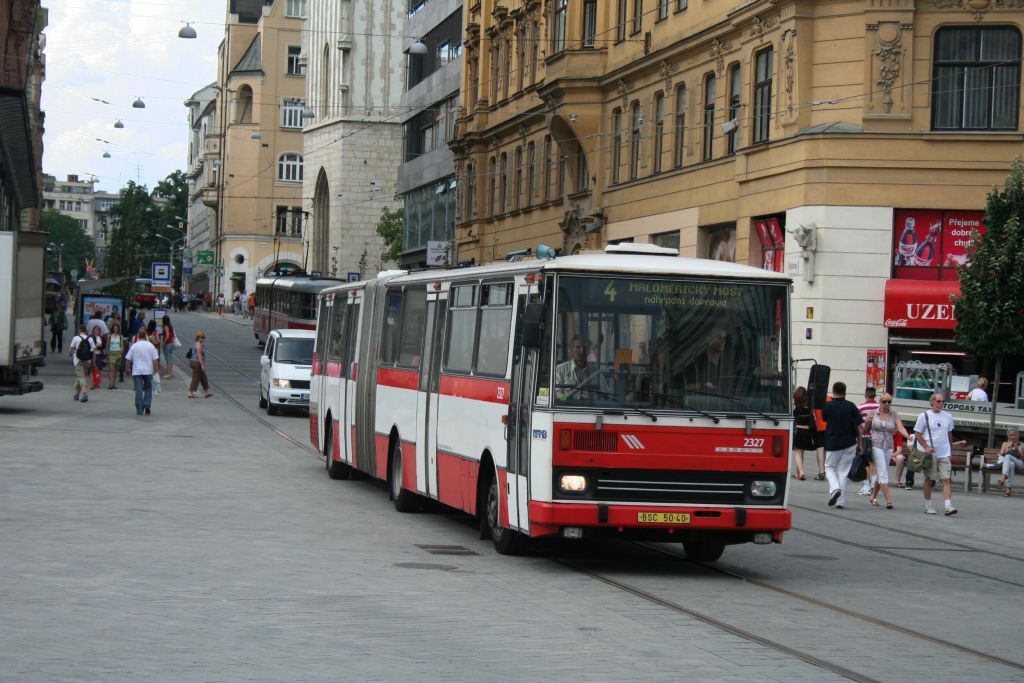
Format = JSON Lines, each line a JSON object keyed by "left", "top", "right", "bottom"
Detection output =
{"left": 75, "top": 335, "right": 92, "bottom": 362}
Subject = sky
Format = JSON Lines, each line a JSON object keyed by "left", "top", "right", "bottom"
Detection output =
{"left": 42, "top": 0, "right": 227, "bottom": 193}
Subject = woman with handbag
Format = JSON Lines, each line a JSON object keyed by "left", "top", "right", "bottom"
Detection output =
{"left": 864, "top": 392, "right": 909, "bottom": 509}
{"left": 791, "top": 387, "right": 815, "bottom": 480}
{"left": 105, "top": 321, "right": 124, "bottom": 389}
{"left": 160, "top": 315, "right": 180, "bottom": 379}
{"left": 995, "top": 429, "right": 1024, "bottom": 496}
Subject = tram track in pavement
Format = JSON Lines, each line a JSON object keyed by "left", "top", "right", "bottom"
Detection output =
{"left": 556, "top": 538, "right": 1024, "bottom": 682}
{"left": 174, "top": 345, "right": 318, "bottom": 459}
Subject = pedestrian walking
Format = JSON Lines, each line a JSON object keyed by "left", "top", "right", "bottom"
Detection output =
{"left": 247, "top": 291, "right": 256, "bottom": 319}
{"left": 124, "top": 329, "right": 160, "bottom": 416}
{"left": 68, "top": 324, "right": 94, "bottom": 403}
{"left": 86, "top": 311, "right": 109, "bottom": 337}
{"left": 216, "top": 293, "right": 225, "bottom": 316}
{"left": 187, "top": 331, "right": 213, "bottom": 398}
{"left": 864, "top": 392, "right": 909, "bottom": 509}
{"left": 232, "top": 290, "right": 242, "bottom": 316}
{"left": 88, "top": 325, "right": 105, "bottom": 389}
{"left": 791, "top": 386, "right": 815, "bottom": 480}
{"left": 994, "top": 428, "right": 1024, "bottom": 496}
{"left": 858, "top": 387, "right": 881, "bottom": 496}
{"left": 914, "top": 394, "right": 967, "bottom": 516}
{"left": 48, "top": 306, "right": 65, "bottom": 352}
{"left": 129, "top": 309, "right": 146, "bottom": 338}
{"left": 161, "top": 315, "right": 180, "bottom": 379}
{"left": 106, "top": 321, "right": 124, "bottom": 389}
{"left": 822, "top": 382, "right": 863, "bottom": 509}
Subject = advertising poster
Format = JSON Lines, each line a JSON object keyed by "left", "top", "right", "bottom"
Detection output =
{"left": 80, "top": 295, "right": 124, "bottom": 329}
{"left": 892, "top": 209, "right": 985, "bottom": 280}
{"left": 704, "top": 224, "right": 736, "bottom": 263}
{"left": 866, "top": 348, "right": 886, "bottom": 391}
{"left": 754, "top": 217, "right": 785, "bottom": 273}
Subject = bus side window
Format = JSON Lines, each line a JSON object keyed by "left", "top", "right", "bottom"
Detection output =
{"left": 476, "top": 283, "right": 513, "bottom": 377}
{"left": 315, "top": 298, "right": 331, "bottom": 372}
{"left": 328, "top": 301, "right": 347, "bottom": 374}
{"left": 380, "top": 289, "right": 402, "bottom": 366}
{"left": 397, "top": 287, "right": 427, "bottom": 369}
{"left": 345, "top": 303, "right": 360, "bottom": 374}
{"left": 444, "top": 285, "right": 477, "bottom": 374}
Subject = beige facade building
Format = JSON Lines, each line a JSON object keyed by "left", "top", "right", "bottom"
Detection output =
{"left": 454, "top": 0, "right": 1024, "bottom": 413}
{"left": 192, "top": 0, "right": 307, "bottom": 299}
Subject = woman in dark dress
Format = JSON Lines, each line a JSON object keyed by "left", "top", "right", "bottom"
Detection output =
{"left": 792, "top": 386, "right": 816, "bottom": 480}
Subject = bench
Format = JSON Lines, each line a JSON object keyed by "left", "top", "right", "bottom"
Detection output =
{"left": 948, "top": 447, "right": 1006, "bottom": 493}
{"left": 979, "top": 448, "right": 1006, "bottom": 492}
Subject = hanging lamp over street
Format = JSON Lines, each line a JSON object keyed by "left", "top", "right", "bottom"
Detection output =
{"left": 132, "top": 97, "right": 145, "bottom": 109}
{"left": 178, "top": 22, "right": 197, "bottom": 39}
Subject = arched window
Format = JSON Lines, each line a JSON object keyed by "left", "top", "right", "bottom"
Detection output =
{"left": 753, "top": 48, "right": 773, "bottom": 143}
{"left": 612, "top": 108, "right": 622, "bottom": 183}
{"left": 629, "top": 101, "right": 641, "bottom": 179}
{"left": 513, "top": 147, "right": 523, "bottom": 210}
{"left": 674, "top": 84, "right": 686, "bottom": 167}
{"left": 321, "top": 43, "right": 331, "bottom": 118}
{"left": 727, "top": 63, "right": 741, "bottom": 154}
{"left": 703, "top": 75, "right": 716, "bottom": 161}
{"left": 278, "top": 153, "right": 303, "bottom": 182}
{"left": 499, "top": 152, "right": 509, "bottom": 212}
{"left": 488, "top": 156, "right": 497, "bottom": 216}
{"left": 235, "top": 85, "right": 253, "bottom": 123}
{"left": 543, "top": 135, "right": 553, "bottom": 201}
{"left": 653, "top": 92, "right": 665, "bottom": 174}
{"left": 526, "top": 142, "right": 536, "bottom": 206}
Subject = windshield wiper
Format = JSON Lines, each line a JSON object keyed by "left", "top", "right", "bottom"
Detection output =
{"left": 686, "top": 389, "right": 780, "bottom": 425}
{"left": 649, "top": 392, "right": 720, "bottom": 424}
{"left": 574, "top": 389, "right": 660, "bottom": 422}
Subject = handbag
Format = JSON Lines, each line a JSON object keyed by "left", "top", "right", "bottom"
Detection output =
{"left": 906, "top": 414, "right": 935, "bottom": 473}
{"left": 848, "top": 450, "right": 869, "bottom": 483}
{"left": 186, "top": 347, "right": 193, "bottom": 360}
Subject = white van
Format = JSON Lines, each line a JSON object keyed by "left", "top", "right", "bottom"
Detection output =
{"left": 259, "top": 329, "right": 315, "bottom": 415}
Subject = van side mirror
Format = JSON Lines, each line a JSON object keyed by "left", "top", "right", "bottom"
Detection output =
{"left": 521, "top": 302, "right": 545, "bottom": 349}
{"left": 260, "top": 355, "right": 270, "bottom": 367}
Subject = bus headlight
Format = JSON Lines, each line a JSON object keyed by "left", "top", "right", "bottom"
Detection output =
{"left": 272, "top": 378, "right": 291, "bottom": 388}
{"left": 750, "top": 480, "right": 777, "bottom": 497}
{"left": 559, "top": 474, "right": 588, "bottom": 493}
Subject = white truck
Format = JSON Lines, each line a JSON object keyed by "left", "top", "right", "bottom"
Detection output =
{"left": 0, "top": 230, "right": 46, "bottom": 395}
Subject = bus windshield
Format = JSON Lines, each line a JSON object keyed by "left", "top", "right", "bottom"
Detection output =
{"left": 548, "top": 275, "right": 789, "bottom": 415}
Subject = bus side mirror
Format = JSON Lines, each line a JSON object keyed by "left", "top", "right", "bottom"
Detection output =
{"left": 807, "top": 364, "right": 830, "bottom": 411}
{"left": 521, "top": 303, "right": 545, "bottom": 349}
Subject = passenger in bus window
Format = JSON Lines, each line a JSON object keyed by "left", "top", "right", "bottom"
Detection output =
{"left": 555, "top": 336, "right": 606, "bottom": 401}
{"left": 684, "top": 326, "right": 736, "bottom": 394}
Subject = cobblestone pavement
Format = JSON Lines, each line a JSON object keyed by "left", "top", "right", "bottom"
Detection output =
{"left": 1, "top": 312, "right": 1021, "bottom": 682}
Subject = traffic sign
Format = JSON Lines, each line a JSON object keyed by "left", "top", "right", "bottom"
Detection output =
{"left": 195, "top": 250, "right": 215, "bottom": 265}
{"left": 152, "top": 261, "right": 172, "bottom": 284}
{"left": 215, "top": 265, "right": 225, "bottom": 276}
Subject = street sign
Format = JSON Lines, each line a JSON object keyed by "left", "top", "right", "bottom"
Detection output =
{"left": 347, "top": 272, "right": 361, "bottom": 283}
{"left": 195, "top": 250, "right": 215, "bottom": 265}
{"left": 183, "top": 266, "right": 193, "bottom": 275}
{"left": 152, "top": 261, "right": 172, "bottom": 285}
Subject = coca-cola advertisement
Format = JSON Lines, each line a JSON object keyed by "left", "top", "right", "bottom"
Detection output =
{"left": 754, "top": 216, "right": 785, "bottom": 273}
{"left": 892, "top": 209, "right": 985, "bottom": 281}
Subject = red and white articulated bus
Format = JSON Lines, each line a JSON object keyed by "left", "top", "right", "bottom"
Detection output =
{"left": 310, "top": 244, "right": 792, "bottom": 560}
{"left": 253, "top": 275, "right": 343, "bottom": 345}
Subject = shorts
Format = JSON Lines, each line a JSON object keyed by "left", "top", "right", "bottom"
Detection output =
{"left": 922, "top": 455, "right": 952, "bottom": 482}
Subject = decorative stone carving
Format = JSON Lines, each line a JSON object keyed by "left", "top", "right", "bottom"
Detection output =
{"left": 617, "top": 79, "right": 631, "bottom": 110}
{"left": 750, "top": 15, "right": 777, "bottom": 39}
{"left": 659, "top": 60, "right": 675, "bottom": 93}
{"left": 929, "top": 0, "right": 1024, "bottom": 19}
{"left": 559, "top": 210, "right": 589, "bottom": 255}
{"left": 868, "top": 23, "right": 909, "bottom": 113}
{"left": 710, "top": 38, "right": 732, "bottom": 77}
{"left": 782, "top": 29, "right": 797, "bottom": 113}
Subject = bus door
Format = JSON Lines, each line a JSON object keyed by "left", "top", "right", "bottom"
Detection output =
{"left": 416, "top": 291, "right": 445, "bottom": 497}
{"left": 341, "top": 295, "right": 361, "bottom": 467}
{"left": 506, "top": 290, "right": 538, "bottom": 532}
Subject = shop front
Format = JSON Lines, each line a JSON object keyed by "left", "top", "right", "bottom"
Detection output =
{"left": 881, "top": 209, "right": 1024, "bottom": 437}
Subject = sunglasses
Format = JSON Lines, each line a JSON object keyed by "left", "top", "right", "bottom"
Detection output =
{"left": 880, "top": 400, "right": 892, "bottom": 403}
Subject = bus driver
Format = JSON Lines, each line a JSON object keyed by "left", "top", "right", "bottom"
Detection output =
{"left": 555, "top": 336, "right": 600, "bottom": 400}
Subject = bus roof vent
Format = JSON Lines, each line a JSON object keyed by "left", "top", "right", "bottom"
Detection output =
{"left": 604, "top": 243, "right": 680, "bottom": 257}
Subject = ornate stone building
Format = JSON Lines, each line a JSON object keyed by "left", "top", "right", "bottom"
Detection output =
{"left": 453, "top": 0, "right": 1024, "bottom": 409}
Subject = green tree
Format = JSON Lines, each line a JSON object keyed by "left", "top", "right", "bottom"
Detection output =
{"left": 375, "top": 205, "right": 404, "bottom": 264}
{"left": 106, "top": 180, "right": 156, "bottom": 281}
{"left": 41, "top": 210, "right": 95, "bottom": 279}
{"left": 953, "top": 157, "right": 1024, "bottom": 446}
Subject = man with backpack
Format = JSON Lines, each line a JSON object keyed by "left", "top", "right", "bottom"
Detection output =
{"left": 68, "top": 323, "right": 95, "bottom": 403}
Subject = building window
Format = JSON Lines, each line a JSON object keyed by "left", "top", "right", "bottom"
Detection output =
{"left": 612, "top": 107, "right": 622, "bottom": 183}
{"left": 488, "top": 156, "right": 497, "bottom": 217}
{"left": 552, "top": 0, "right": 567, "bottom": 54}
{"left": 499, "top": 152, "right": 509, "bottom": 213}
{"left": 583, "top": 1, "right": 598, "bottom": 48}
{"left": 753, "top": 48, "right": 773, "bottom": 143}
{"left": 503, "top": 36, "right": 513, "bottom": 100}
{"left": 468, "top": 52, "right": 479, "bottom": 109}
{"left": 466, "top": 163, "right": 477, "bottom": 218}
{"left": 281, "top": 99, "right": 304, "bottom": 128}
{"left": 276, "top": 206, "right": 303, "bottom": 236}
{"left": 285, "top": 0, "right": 305, "bottom": 18}
{"left": 557, "top": 148, "right": 566, "bottom": 198}
{"left": 674, "top": 84, "right": 686, "bottom": 167}
{"left": 630, "top": 101, "right": 641, "bottom": 179}
{"left": 703, "top": 75, "right": 716, "bottom": 161}
{"left": 286, "top": 46, "right": 304, "bottom": 75}
{"left": 932, "top": 26, "right": 1021, "bottom": 131}
{"left": 632, "top": 0, "right": 643, "bottom": 35}
{"left": 657, "top": 0, "right": 668, "bottom": 21}
{"left": 530, "top": 21, "right": 540, "bottom": 84}
{"left": 517, "top": 26, "right": 527, "bottom": 90}
{"left": 543, "top": 135, "right": 553, "bottom": 201}
{"left": 526, "top": 142, "right": 536, "bottom": 206}
{"left": 616, "top": 0, "right": 627, "bottom": 42}
{"left": 676, "top": 0, "right": 687, "bottom": 10}
{"left": 235, "top": 85, "right": 253, "bottom": 123}
{"left": 651, "top": 230, "right": 680, "bottom": 251}
{"left": 727, "top": 64, "right": 741, "bottom": 154}
{"left": 278, "top": 153, "right": 303, "bottom": 182}
{"left": 653, "top": 92, "right": 665, "bottom": 174}
{"left": 513, "top": 147, "right": 523, "bottom": 210}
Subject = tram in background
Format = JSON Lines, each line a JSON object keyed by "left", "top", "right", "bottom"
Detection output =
{"left": 253, "top": 274, "right": 343, "bottom": 345}
{"left": 309, "top": 244, "right": 794, "bottom": 562}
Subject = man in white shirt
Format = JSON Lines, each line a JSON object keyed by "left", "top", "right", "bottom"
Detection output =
{"left": 914, "top": 394, "right": 968, "bottom": 516}
{"left": 124, "top": 328, "right": 161, "bottom": 416}
{"left": 68, "top": 323, "right": 94, "bottom": 403}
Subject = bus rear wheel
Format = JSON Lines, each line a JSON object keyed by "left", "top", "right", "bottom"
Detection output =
{"left": 682, "top": 539, "right": 725, "bottom": 563}
{"left": 389, "top": 441, "right": 419, "bottom": 512}
{"left": 486, "top": 476, "right": 528, "bottom": 555}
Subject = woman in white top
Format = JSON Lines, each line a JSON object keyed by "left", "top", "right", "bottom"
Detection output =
{"left": 995, "top": 429, "right": 1024, "bottom": 496}
{"left": 865, "top": 392, "right": 910, "bottom": 509}
{"left": 967, "top": 377, "right": 989, "bottom": 402}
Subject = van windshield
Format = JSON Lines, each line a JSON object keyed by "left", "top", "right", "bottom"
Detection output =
{"left": 275, "top": 338, "right": 314, "bottom": 365}
{"left": 547, "top": 275, "right": 789, "bottom": 414}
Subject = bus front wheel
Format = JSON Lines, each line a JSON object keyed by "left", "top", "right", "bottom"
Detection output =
{"left": 486, "top": 476, "right": 528, "bottom": 555}
{"left": 389, "top": 441, "right": 419, "bottom": 512}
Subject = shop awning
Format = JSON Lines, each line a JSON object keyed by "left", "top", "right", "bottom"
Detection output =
{"left": 883, "top": 279, "right": 960, "bottom": 330}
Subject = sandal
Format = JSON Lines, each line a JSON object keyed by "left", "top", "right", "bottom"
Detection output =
{"left": 886, "top": 503, "right": 894, "bottom": 510}
{"left": 870, "top": 498, "right": 879, "bottom": 506}
{"left": 187, "top": 393, "right": 198, "bottom": 399}
{"left": 798, "top": 474, "right": 806, "bottom": 481}
{"left": 1005, "top": 488, "right": 1013, "bottom": 497}
{"left": 815, "top": 473, "right": 826, "bottom": 481}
